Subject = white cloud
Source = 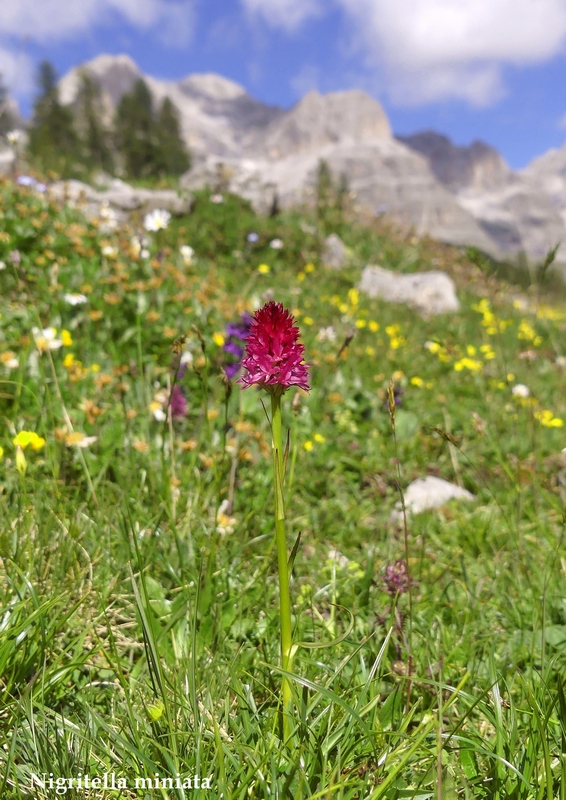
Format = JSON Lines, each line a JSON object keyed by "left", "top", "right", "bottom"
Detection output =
{"left": 241, "top": 0, "right": 325, "bottom": 32}
{"left": 0, "top": 0, "right": 194, "bottom": 94}
{"left": 343, "top": 0, "right": 566, "bottom": 68}
{"left": 0, "top": 45, "right": 34, "bottom": 95}
{"left": 0, "top": 0, "right": 194, "bottom": 42}
{"left": 244, "top": 0, "right": 566, "bottom": 105}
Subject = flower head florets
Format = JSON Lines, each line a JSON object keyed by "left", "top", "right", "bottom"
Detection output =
{"left": 238, "top": 301, "right": 309, "bottom": 395}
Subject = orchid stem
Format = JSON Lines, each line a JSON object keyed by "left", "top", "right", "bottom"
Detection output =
{"left": 271, "top": 392, "right": 294, "bottom": 742}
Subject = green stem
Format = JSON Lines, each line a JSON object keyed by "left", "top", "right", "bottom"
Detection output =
{"left": 271, "top": 392, "right": 294, "bottom": 741}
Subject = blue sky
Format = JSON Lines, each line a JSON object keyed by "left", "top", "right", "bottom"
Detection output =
{"left": 3, "top": 0, "right": 566, "bottom": 170}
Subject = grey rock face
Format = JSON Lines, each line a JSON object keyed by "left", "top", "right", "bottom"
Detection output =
{"left": 180, "top": 155, "right": 279, "bottom": 214}
{"left": 458, "top": 176, "right": 566, "bottom": 264}
{"left": 0, "top": 148, "right": 15, "bottom": 174}
{"left": 181, "top": 139, "right": 496, "bottom": 254}
{"left": 391, "top": 476, "right": 475, "bottom": 521}
{"left": 322, "top": 233, "right": 349, "bottom": 270}
{"left": 398, "top": 130, "right": 512, "bottom": 193}
{"left": 48, "top": 178, "right": 193, "bottom": 220}
{"left": 359, "top": 265, "right": 460, "bottom": 317}
{"left": 53, "top": 54, "right": 566, "bottom": 273}
{"left": 250, "top": 89, "right": 391, "bottom": 159}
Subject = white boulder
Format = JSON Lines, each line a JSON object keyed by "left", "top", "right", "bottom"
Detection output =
{"left": 359, "top": 265, "right": 460, "bottom": 317}
{"left": 391, "top": 476, "right": 475, "bottom": 522}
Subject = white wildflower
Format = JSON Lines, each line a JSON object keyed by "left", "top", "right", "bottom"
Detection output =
{"left": 0, "top": 352, "right": 19, "bottom": 369}
{"left": 65, "top": 433, "right": 98, "bottom": 448}
{"left": 269, "top": 238, "right": 283, "bottom": 250}
{"left": 216, "top": 499, "right": 237, "bottom": 535}
{"left": 32, "top": 326, "right": 62, "bottom": 352}
{"left": 101, "top": 245, "right": 117, "bottom": 258}
{"left": 210, "top": 194, "right": 224, "bottom": 204}
{"left": 64, "top": 293, "right": 88, "bottom": 306}
{"left": 317, "top": 326, "right": 336, "bottom": 343}
{"left": 180, "top": 244, "right": 195, "bottom": 265}
{"left": 144, "top": 208, "right": 171, "bottom": 232}
{"left": 512, "top": 384, "right": 530, "bottom": 398}
{"left": 6, "top": 130, "right": 22, "bottom": 146}
{"left": 98, "top": 202, "right": 118, "bottom": 231}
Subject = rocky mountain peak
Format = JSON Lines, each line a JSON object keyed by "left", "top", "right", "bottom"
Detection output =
{"left": 59, "top": 53, "right": 141, "bottom": 107}
{"left": 253, "top": 88, "right": 391, "bottom": 160}
{"left": 178, "top": 73, "right": 248, "bottom": 101}
{"left": 398, "top": 130, "right": 512, "bottom": 193}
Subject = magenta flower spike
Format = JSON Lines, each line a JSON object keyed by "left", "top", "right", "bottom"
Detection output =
{"left": 238, "top": 301, "right": 310, "bottom": 395}
{"left": 238, "top": 300, "right": 309, "bottom": 740}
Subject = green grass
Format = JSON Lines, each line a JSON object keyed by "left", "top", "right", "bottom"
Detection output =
{"left": 0, "top": 178, "right": 565, "bottom": 798}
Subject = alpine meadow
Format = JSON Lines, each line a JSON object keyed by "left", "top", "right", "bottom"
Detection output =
{"left": 0, "top": 159, "right": 566, "bottom": 800}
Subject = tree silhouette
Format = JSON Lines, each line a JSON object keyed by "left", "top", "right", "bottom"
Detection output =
{"left": 27, "top": 60, "right": 79, "bottom": 176}
{"left": 114, "top": 78, "right": 159, "bottom": 179}
{"left": 154, "top": 97, "right": 190, "bottom": 177}
{"left": 74, "top": 70, "right": 114, "bottom": 175}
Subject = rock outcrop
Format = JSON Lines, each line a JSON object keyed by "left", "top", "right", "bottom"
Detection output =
{"left": 13, "top": 52, "right": 561, "bottom": 277}
{"left": 359, "top": 265, "right": 460, "bottom": 317}
{"left": 48, "top": 178, "right": 193, "bottom": 221}
{"left": 250, "top": 89, "right": 391, "bottom": 159}
{"left": 398, "top": 130, "right": 512, "bottom": 193}
{"left": 390, "top": 476, "right": 475, "bottom": 522}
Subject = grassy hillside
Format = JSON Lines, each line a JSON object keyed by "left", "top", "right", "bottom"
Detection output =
{"left": 0, "top": 177, "right": 565, "bottom": 798}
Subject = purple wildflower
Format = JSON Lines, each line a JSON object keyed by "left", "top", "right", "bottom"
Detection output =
{"left": 223, "top": 312, "right": 253, "bottom": 379}
{"left": 383, "top": 560, "right": 410, "bottom": 596}
{"left": 170, "top": 384, "right": 187, "bottom": 418}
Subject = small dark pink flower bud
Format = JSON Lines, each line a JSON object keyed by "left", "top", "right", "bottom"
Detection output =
{"left": 238, "top": 301, "right": 310, "bottom": 395}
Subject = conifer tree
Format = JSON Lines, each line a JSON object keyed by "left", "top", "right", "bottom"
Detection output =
{"left": 74, "top": 71, "right": 114, "bottom": 175}
{"left": 27, "top": 60, "right": 79, "bottom": 176}
{"left": 316, "top": 159, "right": 333, "bottom": 214}
{"left": 0, "top": 74, "right": 15, "bottom": 136}
{"left": 154, "top": 97, "right": 190, "bottom": 177}
{"left": 114, "top": 79, "right": 190, "bottom": 181}
{"left": 114, "top": 78, "right": 158, "bottom": 179}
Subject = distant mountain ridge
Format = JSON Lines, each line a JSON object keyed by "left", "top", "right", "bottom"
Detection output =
{"left": 28, "top": 54, "right": 566, "bottom": 274}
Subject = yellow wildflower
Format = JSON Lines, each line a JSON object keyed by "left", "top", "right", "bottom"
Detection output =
{"left": 536, "top": 305, "right": 565, "bottom": 321}
{"left": 61, "top": 329, "right": 73, "bottom": 347}
{"left": 303, "top": 440, "right": 313, "bottom": 451}
{"left": 347, "top": 288, "right": 359, "bottom": 307}
{"left": 454, "top": 358, "right": 483, "bottom": 372}
{"left": 535, "top": 410, "right": 564, "bottom": 428}
{"left": 212, "top": 332, "right": 225, "bottom": 347}
{"left": 314, "top": 433, "right": 326, "bottom": 443}
{"left": 410, "top": 376, "right": 424, "bottom": 387}
{"left": 369, "top": 321, "right": 379, "bottom": 332}
{"left": 518, "top": 320, "right": 542, "bottom": 346}
{"left": 257, "top": 264, "right": 270, "bottom": 274}
{"left": 13, "top": 431, "right": 45, "bottom": 450}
